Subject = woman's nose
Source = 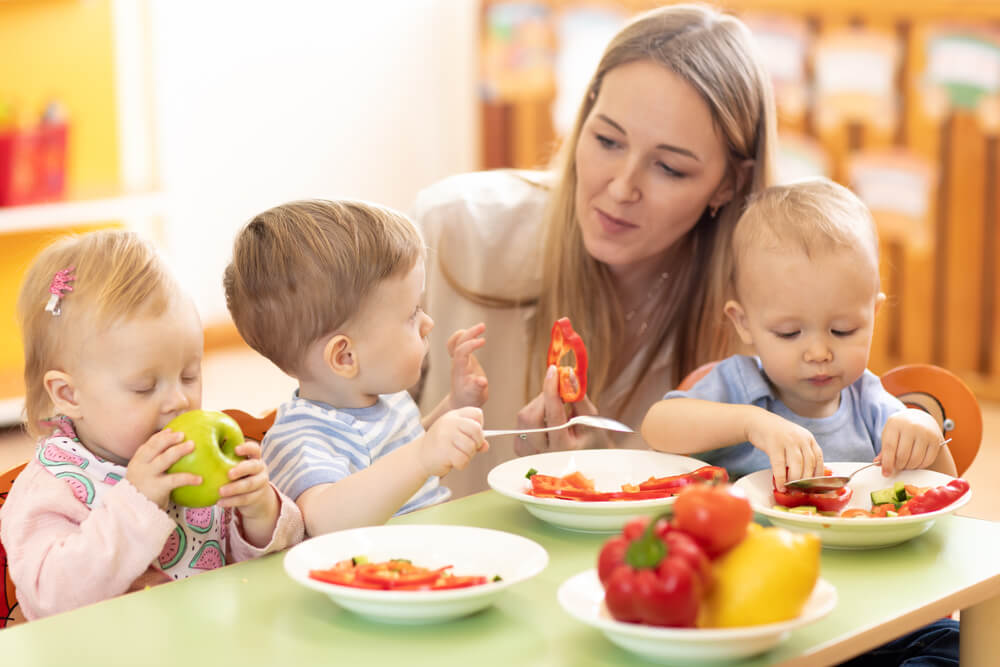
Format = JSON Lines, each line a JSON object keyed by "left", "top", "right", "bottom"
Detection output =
{"left": 607, "top": 162, "right": 641, "bottom": 203}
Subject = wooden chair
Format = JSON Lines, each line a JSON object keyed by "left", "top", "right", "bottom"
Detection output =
{"left": 0, "top": 461, "right": 27, "bottom": 629}
{"left": 675, "top": 361, "right": 981, "bottom": 476}
{"left": 222, "top": 409, "right": 277, "bottom": 442}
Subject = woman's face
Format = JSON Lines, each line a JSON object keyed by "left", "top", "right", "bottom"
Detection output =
{"left": 574, "top": 60, "right": 734, "bottom": 274}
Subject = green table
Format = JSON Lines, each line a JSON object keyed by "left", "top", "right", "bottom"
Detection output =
{"left": 2, "top": 492, "right": 999, "bottom": 666}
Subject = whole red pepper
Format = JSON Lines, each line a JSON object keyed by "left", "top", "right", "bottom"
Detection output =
{"left": 597, "top": 514, "right": 710, "bottom": 627}
{"left": 899, "top": 478, "right": 970, "bottom": 515}
{"left": 547, "top": 317, "right": 588, "bottom": 402}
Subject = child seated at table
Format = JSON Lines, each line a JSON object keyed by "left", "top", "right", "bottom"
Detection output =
{"left": 223, "top": 200, "right": 489, "bottom": 536}
{"left": 641, "top": 179, "right": 957, "bottom": 490}
{"left": 1, "top": 230, "right": 304, "bottom": 621}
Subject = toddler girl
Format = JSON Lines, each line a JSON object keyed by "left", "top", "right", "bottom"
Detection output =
{"left": 0, "top": 230, "right": 303, "bottom": 620}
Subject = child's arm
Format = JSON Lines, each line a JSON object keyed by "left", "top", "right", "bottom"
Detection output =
{"left": 878, "top": 408, "right": 957, "bottom": 477}
{"left": 217, "top": 440, "right": 289, "bottom": 548}
{"left": 0, "top": 461, "right": 176, "bottom": 620}
{"left": 422, "top": 324, "right": 488, "bottom": 429}
{"left": 298, "top": 407, "right": 485, "bottom": 536}
{"left": 641, "top": 398, "right": 825, "bottom": 490}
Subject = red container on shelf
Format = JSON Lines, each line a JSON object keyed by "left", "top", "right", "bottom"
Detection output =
{"left": 0, "top": 122, "right": 68, "bottom": 206}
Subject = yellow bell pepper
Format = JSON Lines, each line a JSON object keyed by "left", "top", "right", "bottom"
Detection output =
{"left": 699, "top": 523, "right": 820, "bottom": 627}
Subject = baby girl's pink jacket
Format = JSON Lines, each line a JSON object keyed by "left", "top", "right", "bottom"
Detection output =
{"left": 0, "top": 459, "right": 304, "bottom": 620}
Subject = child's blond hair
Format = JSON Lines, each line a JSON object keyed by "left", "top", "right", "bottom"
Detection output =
{"left": 732, "top": 178, "right": 880, "bottom": 289}
{"left": 223, "top": 199, "right": 424, "bottom": 376}
{"left": 18, "top": 230, "right": 177, "bottom": 438}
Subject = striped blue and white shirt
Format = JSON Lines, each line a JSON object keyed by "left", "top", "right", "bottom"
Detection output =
{"left": 261, "top": 390, "right": 450, "bottom": 514}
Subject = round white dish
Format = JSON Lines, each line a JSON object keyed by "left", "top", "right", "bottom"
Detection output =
{"left": 558, "top": 569, "right": 837, "bottom": 664}
{"left": 487, "top": 449, "right": 711, "bottom": 533}
{"left": 283, "top": 524, "right": 548, "bottom": 623}
{"left": 734, "top": 462, "right": 971, "bottom": 549}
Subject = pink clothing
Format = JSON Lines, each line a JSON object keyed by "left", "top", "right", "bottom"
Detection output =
{"left": 0, "top": 454, "right": 304, "bottom": 621}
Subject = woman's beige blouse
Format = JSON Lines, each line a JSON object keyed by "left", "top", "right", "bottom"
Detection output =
{"left": 413, "top": 170, "right": 675, "bottom": 498}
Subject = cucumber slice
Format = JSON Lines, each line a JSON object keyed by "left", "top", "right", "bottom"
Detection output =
{"left": 893, "top": 481, "right": 908, "bottom": 503}
{"left": 788, "top": 505, "right": 818, "bottom": 515}
{"left": 870, "top": 486, "right": 897, "bottom": 506}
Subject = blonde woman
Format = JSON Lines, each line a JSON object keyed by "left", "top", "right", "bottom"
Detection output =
{"left": 414, "top": 4, "right": 776, "bottom": 497}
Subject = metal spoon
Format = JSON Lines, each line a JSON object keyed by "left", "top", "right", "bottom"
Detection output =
{"left": 484, "top": 415, "right": 634, "bottom": 439}
{"left": 784, "top": 438, "right": 952, "bottom": 492}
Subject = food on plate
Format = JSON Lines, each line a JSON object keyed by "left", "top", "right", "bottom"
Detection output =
{"left": 308, "top": 556, "right": 498, "bottom": 591}
{"left": 525, "top": 465, "right": 729, "bottom": 502}
{"left": 772, "top": 474, "right": 971, "bottom": 519}
{"left": 596, "top": 484, "right": 791, "bottom": 628}
{"left": 165, "top": 409, "right": 247, "bottom": 507}
{"left": 547, "top": 317, "right": 588, "bottom": 402}
{"left": 699, "top": 523, "right": 820, "bottom": 628}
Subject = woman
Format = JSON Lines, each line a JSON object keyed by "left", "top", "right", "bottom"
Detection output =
{"left": 414, "top": 4, "right": 776, "bottom": 498}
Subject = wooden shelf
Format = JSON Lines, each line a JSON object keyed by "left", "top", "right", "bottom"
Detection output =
{"left": 0, "top": 192, "right": 164, "bottom": 235}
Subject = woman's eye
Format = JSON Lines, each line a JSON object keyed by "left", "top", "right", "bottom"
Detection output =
{"left": 657, "top": 161, "right": 684, "bottom": 178}
{"left": 595, "top": 134, "right": 618, "bottom": 149}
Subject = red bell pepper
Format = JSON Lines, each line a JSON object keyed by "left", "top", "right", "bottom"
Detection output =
{"left": 898, "top": 478, "right": 970, "bottom": 516}
{"left": 772, "top": 486, "right": 853, "bottom": 513}
{"left": 547, "top": 317, "right": 588, "bottom": 402}
{"left": 597, "top": 514, "right": 711, "bottom": 627}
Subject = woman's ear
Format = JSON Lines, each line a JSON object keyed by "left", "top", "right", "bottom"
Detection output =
{"left": 323, "top": 334, "right": 359, "bottom": 379}
{"left": 708, "top": 159, "right": 755, "bottom": 211}
{"left": 723, "top": 299, "right": 754, "bottom": 346}
{"left": 43, "top": 370, "right": 83, "bottom": 419}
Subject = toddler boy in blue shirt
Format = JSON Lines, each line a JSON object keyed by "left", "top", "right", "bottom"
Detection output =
{"left": 642, "top": 179, "right": 956, "bottom": 490}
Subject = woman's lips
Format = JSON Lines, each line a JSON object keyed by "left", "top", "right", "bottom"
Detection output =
{"left": 595, "top": 208, "right": 638, "bottom": 233}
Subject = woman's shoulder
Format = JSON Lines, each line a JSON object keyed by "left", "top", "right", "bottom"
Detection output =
{"left": 413, "top": 169, "right": 553, "bottom": 234}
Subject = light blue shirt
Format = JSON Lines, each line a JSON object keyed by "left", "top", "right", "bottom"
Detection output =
{"left": 261, "top": 390, "right": 449, "bottom": 514}
{"left": 662, "top": 355, "right": 906, "bottom": 480}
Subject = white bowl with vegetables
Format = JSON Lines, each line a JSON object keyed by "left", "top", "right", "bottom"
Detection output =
{"left": 734, "top": 463, "right": 972, "bottom": 549}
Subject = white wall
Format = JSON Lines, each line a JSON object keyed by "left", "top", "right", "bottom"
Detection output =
{"left": 146, "top": 0, "right": 480, "bottom": 322}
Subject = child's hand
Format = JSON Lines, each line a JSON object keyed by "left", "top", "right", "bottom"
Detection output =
{"left": 447, "top": 323, "right": 488, "bottom": 409}
{"left": 125, "top": 429, "right": 201, "bottom": 510}
{"left": 878, "top": 409, "right": 944, "bottom": 476}
{"left": 218, "top": 440, "right": 280, "bottom": 547}
{"left": 421, "top": 406, "right": 487, "bottom": 477}
{"left": 746, "top": 411, "right": 825, "bottom": 491}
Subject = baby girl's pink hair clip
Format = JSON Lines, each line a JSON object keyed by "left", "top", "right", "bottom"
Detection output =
{"left": 45, "top": 266, "right": 76, "bottom": 316}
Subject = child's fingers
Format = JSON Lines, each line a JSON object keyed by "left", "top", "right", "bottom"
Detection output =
{"left": 770, "top": 451, "right": 788, "bottom": 491}
{"left": 227, "top": 457, "right": 266, "bottom": 481}
{"left": 233, "top": 441, "right": 262, "bottom": 460}
{"left": 219, "top": 470, "right": 268, "bottom": 500}
{"left": 135, "top": 429, "right": 187, "bottom": 462}
{"left": 167, "top": 472, "right": 202, "bottom": 490}
{"left": 147, "top": 439, "right": 195, "bottom": 473}
{"left": 446, "top": 323, "right": 486, "bottom": 355}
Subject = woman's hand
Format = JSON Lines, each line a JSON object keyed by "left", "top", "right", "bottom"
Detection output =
{"left": 218, "top": 440, "right": 280, "bottom": 548}
{"left": 125, "top": 429, "right": 201, "bottom": 510}
{"left": 513, "top": 365, "right": 609, "bottom": 456}
{"left": 447, "top": 323, "right": 488, "bottom": 408}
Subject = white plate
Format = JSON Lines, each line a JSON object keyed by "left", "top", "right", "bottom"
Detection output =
{"left": 734, "top": 463, "right": 972, "bottom": 550}
{"left": 558, "top": 569, "right": 837, "bottom": 664}
{"left": 487, "top": 450, "right": 712, "bottom": 533}
{"left": 283, "top": 524, "right": 548, "bottom": 624}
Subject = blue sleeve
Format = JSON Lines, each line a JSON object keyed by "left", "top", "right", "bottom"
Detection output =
{"left": 262, "top": 418, "right": 361, "bottom": 501}
{"left": 858, "top": 370, "right": 906, "bottom": 453}
{"left": 662, "top": 355, "right": 759, "bottom": 405}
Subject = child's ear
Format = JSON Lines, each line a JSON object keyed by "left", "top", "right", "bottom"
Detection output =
{"left": 723, "top": 299, "right": 754, "bottom": 346}
{"left": 323, "top": 334, "right": 359, "bottom": 379}
{"left": 43, "top": 370, "right": 83, "bottom": 419}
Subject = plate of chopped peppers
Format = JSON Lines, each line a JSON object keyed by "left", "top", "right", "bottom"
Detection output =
{"left": 487, "top": 450, "right": 725, "bottom": 532}
{"left": 283, "top": 525, "right": 548, "bottom": 623}
{"left": 734, "top": 462, "right": 972, "bottom": 549}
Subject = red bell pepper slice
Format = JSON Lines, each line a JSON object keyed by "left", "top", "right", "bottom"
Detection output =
{"left": 772, "top": 486, "right": 854, "bottom": 513}
{"left": 547, "top": 317, "right": 588, "bottom": 402}
{"left": 898, "top": 478, "right": 970, "bottom": 515}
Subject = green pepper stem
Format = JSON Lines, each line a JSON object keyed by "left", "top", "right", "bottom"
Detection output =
{"left": 624, "top": 511, "right": 671, "bottom": 569}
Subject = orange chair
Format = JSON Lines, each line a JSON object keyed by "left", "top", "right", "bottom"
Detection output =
{"left": 1, "top": 461, "right": 27, "bottom": 629}
{"left": 880, "top": 364, "right": 981, "bottom": 476}
{"left": 222, "top": 409, "right": 277, "bottom": 442}
{"left": 675, "top": 361, "right": 982, "bottom": 476}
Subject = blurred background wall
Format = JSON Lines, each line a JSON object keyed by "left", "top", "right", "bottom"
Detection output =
{"left": 2, "top": 0, "right": 1000, "bottom": 421}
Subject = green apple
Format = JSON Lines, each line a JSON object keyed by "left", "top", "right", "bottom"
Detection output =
{"left": 165, "top": 410, "right": 246, "bottom": 507}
